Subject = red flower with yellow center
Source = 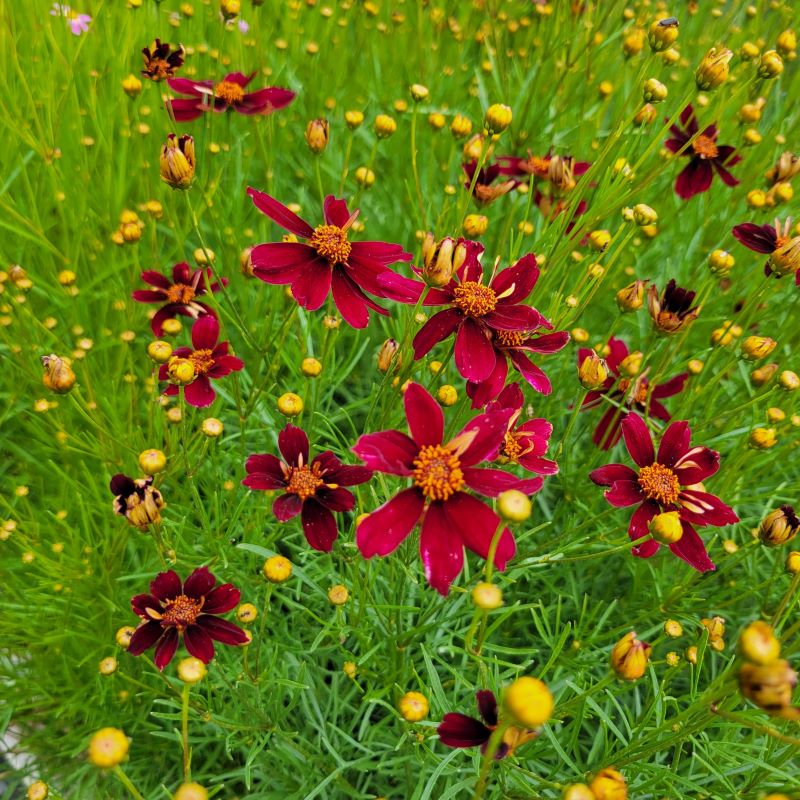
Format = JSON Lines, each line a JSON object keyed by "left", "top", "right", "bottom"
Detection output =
{"left": 158, "top": 315, "right": 243, "bottom": 408}
{"left": 128, "top": 566, "right": 247, "bottom": 670}
{"left": 243, "top": 424, "right": 372, "bottom": 552}
{"left": 732, "top": 218, "right": 800, "bottom": 283}
{"left": 133, "top": 262, "right": 226, "bottom": 336}
{"left": 665, "top": 104, "right": 740, "bottom": 200}
{"left": 352, "top": 383, "right": 538, "bottom": 595}
{"left": 166, "top": 72, "right": 295, "bottom": 122}
{"left": 590, "top": 414, "right": 738, "bottom": 572}
{"left": 246, "top": 190, "right": 417, "bottom": 328}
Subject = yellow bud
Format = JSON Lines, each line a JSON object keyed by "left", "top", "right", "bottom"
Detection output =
{"left": 497, "top": 489, "right": 531, "bottom": 521}
{"left": 343, "top": 661, "right": 357, "bottom": 679}
{"left": 263, "top": 555, "right": 292, "bottom": 583}
{"left": 588, "top": 229, "right": 611, "bottom": 251}
{"left": 162, "top": 318, "right": 183, "bottom": 336}
{"left": 328, "top": 584, "right": 349, "bottom": 605}
{"left": 622, "top": 28, "right": 645, "bottom": 58}
{"left": 301, "top": 357, "right": 322, "bottom": 378}
{"left": 147, "top": 340, "right": 173, "bottom": 364}
{"left": 41, "top": 354, "right": 76, "bottom": 393}
{"left": 739, "top": 620, "right": 781, "bottom": 665}
{"left": 99, "top": 656, "right": 118, "bottom": 675}
{"left": 116, "top": 626, "right": 135, "bottom": 649}
{"left": 779, "top": 370, "right": 800, "bottom": 391}
{"left": 344, "top": 110, "right": 364, "bottom": 129}
{"left": 138, "top": 449, "right": 167, "bottom": 476}
{"left": 374, "top": 114, "right": 397, "bottom": 138}
{"left": 598, "top": 80, "right": 614, "bottom": 98}
{"left": 428, "top": 112, "right": 446, "bottom": 130}
{"left": 695, "top": 47, "right": 733, "bottom": 90}
{"left": 122, "top": 74, "right": 143, "bottom": 98}
{"left": 463, "top": 214, "right": 489, "bottom": 237}
{"left": 633, "top": 104, "right": 657, "bottom": 126}
{"left": 757, "top": 50, "right": 784, "bottom": 78}
{"left": 642, "top": 78, "right": 667, "bottom": 103}
{"left": 758, "top": 506, "right": 799, "bottom": 546}
{"left": 648, "top": 511, "right": 683, "bottom": 544}
{"left": 616, "top": 280, "right": 646, "bottom": 312}
{"left": 410, "top": 83, "right": 429, "bottom": 102}
{"left": 610, "top": 631, "right": 651, "bottom": 680}
{"left": 776, "top": 29, "right": 797, "bottom": 57}
{"left": 471, "top": 582, "right": 503, "bottom": 610}
{"left": 579, "top": 352, "right": 608, "bottom": 390}
{"left": 749, "top": 427, "right": 777, "bottom": 450}
{"left": 354, "top": 166, "right": 375, "bottom": 187}
{"left": 450, "top": 114, "right": 473, "bottom": 139}
{"left": 648, "top": 17, "right": 679, "bottom": 52}
{"left": 88, "top": 728, "right": 129, "bottom": 768}
{"left": 398, "top": 691, "right": 429, "bottom": 722}
{"left": 666, "top": 651, "right": 681, "bottom": 666}
{"left": 686, "top": 645, "right": 698, "bottom": 665}
{"left": 484, "top": 103, "right": 512, "bottom": 134}
{"left": 160, "top": 133, "right": 195, "bottom": 190}
{"left": 503, "top": 676, "right": 553, "bottom": 728}
{"left": 751, "top": 363, "right": 778, "bottom": 387}
{"left": 174, "top": 783, "right": 208, "bottom": 800}
{"left": 786, "top": 551, "right": 800, "bottom": 574}
{"left": 590, "top": 767, "right": 628, "bottom": 800}
{"left": 167, "top": 357, "right": 196, "bottom": 385}
{"left": 664, "top": 619, "right": 683, "bottom": 638}
{"left": 708, "top": 249, "right": 734, "bottom": 276}
{"left": 571, "top": 328, "right": 589, "bottom": 344}
{"left": 740, "top": 41, "right": 760, "bottom": 61}
{"left": 563, "top": 784, "right": 596, "bottom": 800}
{"left": 437, "top": 385, "right": 458, "bottom": 406}
{"left": 305, "top": 118, "right": 330, "bottom": 153}
{"left": 739, "top": 659, "right": 798, "bottom": 713}
{"left": 618, "top": 352, "right": 642, "bottom": 377}
{"left": 277, "top": 392, "right": 304, "bottom": 417}
{"left": 632, "top": 203, "right": 658, "bottom": 226}
{"left": 377, "top": 339, "right": 401, "bottom": 373}
{"left": 741, "top": 336, "right": 777, "bottom": 360}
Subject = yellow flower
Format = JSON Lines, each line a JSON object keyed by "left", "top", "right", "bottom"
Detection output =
{"left": 503, "top": 676, "right": 553, "bottom": 728}
{"left": 263, "top": 555, "right": 293, "bottom": 583}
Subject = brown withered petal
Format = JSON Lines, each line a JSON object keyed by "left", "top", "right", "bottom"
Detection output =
{"left": 647, "top": 279, "right": 701, "bottom": 335}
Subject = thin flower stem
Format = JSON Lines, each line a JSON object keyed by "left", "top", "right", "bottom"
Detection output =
{"left": 181, "top": 681, "right": 192, "bottom": 782}
{"left": 112, "top": 766, "right": 146, "bottom": 800}
{"left": 410, "top": 105, "right": 427, "bottom": 229}
{"left": 471, "top": 722, "right": 508, "bottom": 800}
{"left": 314, "top": 157, "right": 325, "bottom": 207}
{"left": 710, "top": 705, "right": 800, "bottom": 748}
{"left": 770, "top": 570, "right": 800, "bottom": 631}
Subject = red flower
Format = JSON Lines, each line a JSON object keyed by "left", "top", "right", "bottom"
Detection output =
{"left": 462, "top": 161, "right": 517, "bottom": 205}
{"left": 438, "top": 690, "right": 535, "bottom": 759}
{"left": 158, "top": 315, "right": 243, "bottom": 407}
{"left": 665, "top": 105, "right": 740, "bottom": 200}
{"left": 133, "top": 262, "right": 226, "bottom": 336}
{"left": 412, "top": 243, "right": 565, "bottom": 391}
{"left": 487, "top": 383, "right": 557, "bottom": 478}
{"left": 352, "top": 383, "right": 536, "bottom": 595}
{"left": 579, "top": 337, "right": 688, "bottom": 449}
{"left": 589, "top": 414, "right": 738, "bottom": 572}
{"left": 732, "top": 218, "right": 800, "bottom": 283}
{"left": 247, "top": 189, "right": 417, "bottom": 328}
{"left": 128, "top": 566, "right": 247, "bottom": 670}
{"left": 166, "top": 72, "right": 295, "bottom": 122}
{"left": 243, "top": 424, "right": 372, "bottom": 552}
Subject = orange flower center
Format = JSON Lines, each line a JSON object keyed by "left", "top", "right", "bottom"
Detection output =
{"left": 632, "top": 378, "right": 649, "bottom": 405}
{"left": 189, "top": 348, "right": 215, "bottom": 375}
{"left": 310, "top": 224, "right": 352, "bottom": 264}
{"left": 638, "top": 462, "right": 680, "bottom": 505}
{"left": 692, "top": 135, "right": 718, "bottom": 159}
{"left": 495, "top": 329, "right": 526, "bottom": 348}
{"left": 453, "top": 281, "right": 497, "bottom": 317}
{"left": 166, "top": 283, "right": 196, "bottom": 304}
{"left": 161, "top": 595, "right": 202, "bottom": 627}
{"left": 775, "top": 235, "right": 790, "bottom": 249}
{"left": 286, "top": 464, "right": 324, "bottom": 500}
{"left": 413, "top": 444, "right": 465, "bottom": 501}
{"left": 145, "top": 58, "right": 173, "bottom": 81}
{"left": 501, "top": 432, "right": 524, "bottom": 463}
{"left": 214, "top": 80, "right": 246, "bottom": 105}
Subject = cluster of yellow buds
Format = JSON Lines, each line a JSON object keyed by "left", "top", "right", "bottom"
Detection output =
{"left": 111, "top": 209, "right": 145, "bottom": 245}
{"left": 564, "top": 767, "right": 628, "bottom": 800}
{"left": 758, "top": 505, "right": 799, "bottom": 547}
{"left": 610, "top": 631, "right": 652, "bottom": 680}
{"left": 710, "top": 321, "right": 741, "bottom": 348}
{"left": 738, "top": 621, "right": 799, "bottom": 720}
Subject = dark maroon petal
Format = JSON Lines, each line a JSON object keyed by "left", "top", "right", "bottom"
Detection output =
{"left": 242, "top": 473, "right": 286, "bottom": 491}
{"left": 488, "top": 382, "right": 524, "bottom": 414}
{"left": 455, "top": 410, "right": 511, "bottom": 467}
{"left": 404, "top": 382, "right": 444, "bottom": 447}
{"left": 664, "top": 136, "right": 686, "bottom": 154}
{"left": 250, "top": 242, "right": 315, "bottom": 280}
{"left": 239, "top": 86, "right": 296, "bottom": 114}
{"left": 675, "top": 158, "right": 713, "bottom": 200}
{"left": 522, "top": 330, "right": 570, "bottom": 354}
{"left": 476, "top": 691, "right": 498, "bottom": 726}
{"left": 184, "top": 566, "right": 216, "bottom": 599}
{"left": 184, "top": 376, "right": 216, "bottom": 408}
{"left": 652, "top": 373, "right": 688, "bottom": 399}
{"left": 356, "top": 488, "right": 424, "bottom": 558}
{"left": 127, "top": 621, "right": 163, "bottom": 655}
{"left": 605, "top": 481, "right": 645, "bottom": 507}
{"left": 110, "top": 473, "right": 135, "bottom": 496}
{"left": 349, "top": 240, "right": 412, "bottom": 265}
{"left": 278, "top": 424, "right": 310, "bottom": 465}
{"left": 462, "top": 467, "right": 523, "bottom": 497}
{"left": 732, "top": 223, "right": 777, "bottom": 254}
{"left": 455, "top": 318, "right": 496, "bottom": 382}
{"left": 150, "top": 570, "right": 182, "bottom": 601}
{"left": 196, "top": 615, "right": 249, "bottom": 646}
{"left": 316, "top": 486, "right": 356, "bottom": 512}
{"left": 273, "top": 493, "right": 303, "bottom": 522}
{"left": 191, "top": 314, "right": 219, "bottom": 350}
{"left": 508, "top": 350, "right": 552, "bottom": 395}
{"left": 412, "top": 308, "right": 462, "bottom": 360}
{"left": 140, "top": 269, "right": 172, "bottom": 289}
{"left": 656, "top": 421, "right": 691, "bottom": 467}
{"left": 247, "top": 187, "right": 315, "bottom": 238}
{"left": 352, "top": 430, "right": 418, "bottom": 476}
{"left": 245, "top": 454, "right": 285, "bottom": 483}
{"left": 712, "top": 153, "right": 739, "bottom": 187}
{"left": 167, "top": 77, "right": 209, "bottom": 95}
{"left": 485, "top": 304, "right": 544, "bottom": 332}
{"left": 437, "top": 714, "right": 491, "bottom": 748}
{"left": 517, "top": 453, "right": 558, "bottom": 476}
{"left": 674, "top": 447, "right": 720, "bottom": 484}
{"left": 377, "top": 270, "right": 425, "bottom": 303}
{"left": 589, "top": 463, "right": 638, "bottom": 486}
{"left": 154, "top": 627, "right": 180, "bottom": 671}
{"left": 489, "top": 254, "right": 539, "bottom": 304}
{"left": 291, "top": 260, "right": 332, "bottom": 311}
{"left": 679, "top": 490, "right": 738, "bottom": 527}
{"left": 466, "top": 356, "right": 508, "bottom": 409}
{"left": 184, "top": 624, "right": 215, "bottom": 663}
{"left": 324, "top": 463, "right": 373, "bottom": 487}
{"left": 628, "top": 499, "right": 660, "bottom": 542}
{"left": 669, "top": 522, "right": 715, "bottom": 572}
{"left": 202, "top": 584, "right": 241, "bottom": 614}
{"left": 323, "top": 195, "right": 352, "bottom": 227}
{"left": 131, "top": 593, "right": 161, "bottom": 618}
{"left": 632, "top": 537, "right": 660, "bottom": 559}
{"left": 420, "top": 501, "right": 464, "bottom": 595}
{"left": 301, "top": 500, "right": 339, "bottom": 552}
{"left": 444, "top": 492, "right": 515, "bottom": 570}
{"left": 679, "top": 104, "right": 698, "bottom": 134}
{"left": 331, "top": 268, "right": 378, "bottom": 329}
{"left": 132, "top": 289, "right": 166, "bottom": 303}
{"left": 621, "top": 414, "right": 655, "bottom": 468}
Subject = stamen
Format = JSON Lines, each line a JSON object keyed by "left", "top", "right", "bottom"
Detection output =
{"left": 214, "top": 81, "right": 246, "bottom": 105}
{"left": 286, "top": 464, "right": 324, "bottom": 500}
{"left": 692, "top": 135, "right": 719, "bottom": 159}
{"left": 165, "top": 283, "right": 196, "bottom": 304}
{"left": 452, "top": 281, "right": 497, "bottom": 317}
{"left": 412, "top": 444, "right": 465, "bottom": 502}
{"left": 189, "top": 348, "right": 215, "bottom": 375}
{"left": 309, "top": 224, "right": 352, "bottom": 264}
{"left": 161, "top": 595, "right": 203, "bottom": 627}
{"left": 638, "top": 462, "right": 680, "bottom": 505}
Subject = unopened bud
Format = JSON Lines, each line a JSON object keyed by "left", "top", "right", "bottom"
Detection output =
{"left": 611, "top": 632, "right": 651, "bottom": 680}
{"left": 41, "top": 354, "right": 76, "bottom": 393}
{"left": 695, "top": 47, "right": 733, "bottom": 91}
{"left": 579, "top": 352, "right": 608, "bottom": 389}
{"left": 305, "top": 118, "right": 330, "bottom": 154}
{"left": 759, "top": 505, "right": 799, "bottom": 547}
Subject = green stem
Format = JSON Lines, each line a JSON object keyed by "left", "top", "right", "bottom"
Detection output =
{"left": 181, "top": 681, "right": 191, "bottom": 781}
{"left": 112, "top": 766, "right": 146, "bottom": 800}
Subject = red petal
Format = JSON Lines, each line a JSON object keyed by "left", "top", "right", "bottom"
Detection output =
{"left": 679, "top": 489, "right": 738, "bottom": 526}
{"left": 674, "top": 446, "right": 720, "bottom": 484}
{"left": 675, "top": 158, "right": 713, "bottom": 200}
{"left": 656, "top": 421, "right": 691, "bottom": 467}
{"left": 202, "top": 584, "right": 241, "bottom": 614}
{"left": 356, "top": 488, "right": 424, "bottom": 558}
{"left": 455, "top": 318, "right": 496, "bottom": 382}
{"left": 196, "top": 615, "right": 249, "bottom": 645}
{"left": 184, "top": 376, "right": 216, "bottom": 408}
{"left": 589, "top": 463, "right": 637, "bottom": 486}
{"left": 444, "top": 492, "right": 515, "bottom": 570}
{"left": 291, "top": 261, "right": 332, "bottom": 311}
{"left": 273, "top": 493, "right": 303, "bottom": 522}
{"left": 278, "top": 424, "right": 309, "bottom": 465}
{"left": 127, "top": 621, "right": 163, "bottom": 655}
{"left": 154, "top": 627, "right": 180, "bottom": 671}
{"left": 732, "top": 223, "right": 777, "bottom": 254}
{"left": 489, "top": 254, "right": 538, "bottom": 304}
{"left": 190, "top": 314, "right": 219, "bottom": 350}
{"left": 412, "top": 308, "right": 462, "bottom": 360}
{"left": 669, "top": 523, "right": 715, "bottom": 572}
{"left": 462, "top": 467, "right": 523, "bottom": 497}
{"left": 301, "top": 500, "right": 339, "bottom": 552}
{"left": 150, "top": 570, "right": 181, "bottom": 601}
{"left": 323, "top": 195, "right": 351, "bottom": 227}
{"left": 404, "top": 382, "right": 444, "bottom": 447}
{"left": 352, "top": 430, "right": 418, "bottom": 476}
{"left": 247, "top": 187, "right": 315, "bottom": 238}
{"left": 184, "top": 566, "right": 216, "bottom": 599}
{"left": 437, "top": 714, "right": 490, "bottom": 748}
{"left": 184, "top": 624, "right": 215, "bottom": 663}
{"left": 455, "top": 410, "right": 510, "bottom": 467}
{"left": 419, "top": 502, "right": 464, "bottom": 595}
{"left": 604, "top": 481, "right": 645, "bottom": 507}
{"left": 621, "top": 414, "right": 655, "bottom": 467}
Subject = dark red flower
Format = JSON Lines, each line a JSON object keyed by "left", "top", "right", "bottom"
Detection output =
{"left": 352, "top": 383, "right": 538, "bottom": 595}
{"left": 732, "top": 219, "right": 800, "bottom": 282}
{"left": 133, "top": 262, "right": 226, "bottom": 336}
{"left": 247, "top": 189, "right": 417, "bottom": 328}
{"left": 438, "top": 690, "right": 536, "bottom": 759}
{"left": 590, "top": 414, "right": 738, "bottom": 572}
{"left": 578, "top": 337, "right": 688, "bottom": 449}
{"left": 242, "top": 424, "right": 372, "bottom": 552}
{"left": 665, "top": 105, "right": 740, "bottom": 200}
{"left": 412, "top": 243, "right": 565, "bottom": 391}
{"left": 158, "top": 315, "right": 243, "bottom": 408}
{"left": 141, "top": 39, "right": 185, "bottom": 82}
{"left": 166, "top": 72, "right": 295, "bottom": 122}
{"left": 128, "top": 566, "right": 248, "bottom": 670}
{"left": 487, "top": 383, "right": 557, "bottom": 478}
{"left": 463, "top": 161, "right": 517, "bottom": 205}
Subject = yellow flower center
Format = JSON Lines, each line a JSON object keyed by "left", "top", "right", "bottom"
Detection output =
{"left": 692, "top": 135, "right": 719, "bottom": 159}
{"left": 310, "top": 224, "right": 352, "bottom": 264}
{"left": 286, "top": 464, "right": 324, "bottom": 500}
{"left": 189, "top": 348, "right": 215, "bottom": 375}
{"left": 161, "top": 595, "right": 203, "bottom": 627}
{"left": 453, "top": 281, "right": 497, "bottom": 317}
{"left": 501, "top": 432, "right": 524, "bottom": 463}
{"left": 214, "top": 80, "right": 246, "bottom": 105}
{"left": 495, "top": 329, "right": 526, "bottom": 348}
{"left": 412, "top": 444, "right": 465, "bottom": 502}
{"left": 166, "top": 283, "right": 196, "bottom": 304}
{"left": 638, "top": 462, "right": 680, "bottom": 505}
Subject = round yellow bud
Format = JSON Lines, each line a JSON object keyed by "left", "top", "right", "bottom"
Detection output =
{"left": 739, "top": 620, "right": 781, "bottom": 665}
{"left": 174, "top": 783, "right": 208, "bottom": 800}
{"left": 563, "top": 784, "right": 595, "bottom": 800}
{"left": 354, "top": 166, "right": 375, "bottom": 187}
{"left": 666, "top": 651, "right": 681, "bottom": 666}
{"left": 642, "top": 78, "right": 667, "bottom": 103}
{"left": 115, "top": 626, "right": 135, "bottom": 649}
{"left": 343, "top": 661, "right": 357, "bottom": 679}
{"left": 428, "top": 112, "right": 446, "bottom": 130}
{"left": 147, "top": 340, "right": 173, "bottom": 364}
{"left": 344, "top": 110, "right": 364, "bottom": 130}
{"left": 471, "top": 582, "right": 503, "bottom": 610}
{"left": 786, "top": 551, "right": 800, "bottom": 574}
{"left": 741, "top": 336, "right": 777, "bottom": 360}
{"left": 194, "top": 247, "right": 215, "bottom": 266}
{"left": 779, "top": 370, "right": 800, "bottom": 391}
{"left": 437, "top": 385, "right": 458, "bottom": 406}
{"left": 664, "top": 619, "right": 683, "bottom": 638}
{"left": 410, "top": 83, "right": 429, "bottom": 102}
{"left": 177, "top": 657, "right": 207, "bottom": 684}
{"left": 497, "top": 489, "right": 531, "bottom": 522}
{"left": 201, "top": 417, "right": 224, "bottom": 438}
{"left": 138, "top": 449, "right": 166, "bottom": 476}
{"left": 450, "top": 114, "right": 473, "bottom": 139}
{"left": 161, "top": 318, "right": 183, "bottom": 336}
{"left": 571, "top": 328, "right": 589, "bottom": 344}
{"left": 632, "top": 203, "right": 658, "bottom": 226}
{"left": 237, "top": 603, "right": 258, "bottom": 624}
{"left": 328, "top": 584, "right": 349, "bottom": 606}
{"left": 167, "top": 356, "right": 196, "bottom": 385}
{"left": 747, "top": 189, "right": 767, "bottom": 209}
{"left": 758, "top": 50, "right": 784, "bottom": 78}
{"left": 277, "top": 392, "right": 304, "bottom": 417}
{"left": 263, "top": 555, "right": 292, "bottom": 583}
{"left": 598, "top": 80, "right": 614, "bottom": 98}
{"left": 463, "top": 214, "right": 489, "bottom": 237}
{"left": 484, "top": 103, "right": 512, "bottom": 134}
{"left": 88, "top": 728, "right": 129, "bottom": 768}
{"left": 749, "top": 427, "right": 777, "bottom": 450}
{"left": 503, "top": 676, "right": 554, "bottom": 728}
{"left": 301, "top": 357, "right": 322, "bottom": 377}
{"left": 708, "top": 249, "right": 734, "bottom": 276}
{"left": 649, "top": 511, "right": 683, "bottom": 544}
{"left": 590, "top": 767, "right": 627, "bottom": 800}
{"left": 398, "top": 691, "right": 429, "bottom": 722}
{"left": 374, "top": 114, "right": 397, "bottom": 138}
{"left": 99, "top": 656, "right": 118, "bottom": 676}
{"left": 588, "top": 230, "right": 611, "bottom": 251}
{"left": 27, "top": 781, "right": 49, "bottom": 800}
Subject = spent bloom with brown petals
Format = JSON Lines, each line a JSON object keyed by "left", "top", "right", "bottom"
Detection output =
{"left": 141, "top": 39, "right": 185, "bottom": 82}
{"left": 647, "top": 279, "right": 700, "bottom": 334}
